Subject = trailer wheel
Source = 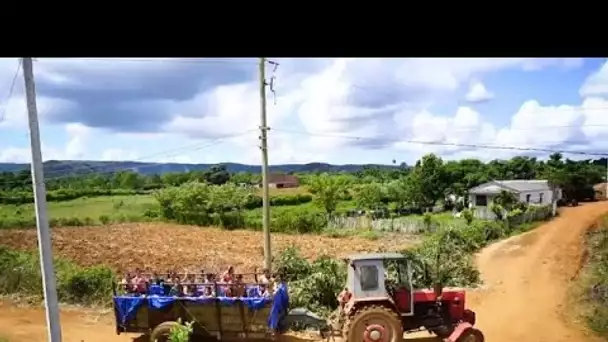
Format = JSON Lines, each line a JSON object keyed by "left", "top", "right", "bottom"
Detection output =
{"left": 150, "top": 321, "right": 180, "bottom": 342}
{"left": 456, "top": 328, "right": 485, "bottom": 342}
{"left": 343, "top": 305, "right": 403, "bottom": 342}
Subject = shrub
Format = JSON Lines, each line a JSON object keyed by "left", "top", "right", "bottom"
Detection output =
{"left": 422, "top": 212, "right": 434, "bottom": 231}
{"left": 99, "top": 215, "right": 111, "bottom": 225}
{"left": 169, "top": 319, "right": 194, "bottom": 342}
{"left": 0, "top": 247, "right": 114, "bottom": 305}
{"left": 242, "top": 206, "right": 328, "bottom": 234}
{"left": 57, "top": 266, "right": 115, "bottom": 304}
{"left": 271, "top": 208, "right": 327, "bottom": 234}
{"left": 461, "top": 208, "right": 474, "bottom": 225}
{"left": 275, "top": 247, "right": 345, "bottom": 317}
{"left": 490, "top": 203, "right": 504, "bottom": 220}
{"left": 403, "top": 227, "right": 481, "bottom": 289}
{"left": 154, "top": 182, "right": 253, "bottom": 226}
{"left": 270, "top": 194, "right": 313, "bottom": 207}
{"left": 579, "top": 218, "right": 608, "bottom": 335}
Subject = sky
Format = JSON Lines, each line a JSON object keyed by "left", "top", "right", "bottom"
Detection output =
{"left": 0, "top": 57, "right": 607, "bottom": 166}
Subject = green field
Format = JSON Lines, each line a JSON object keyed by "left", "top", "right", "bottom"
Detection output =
{"left": 0, "top": 195, "right": 158, "bottom": 227}
{"left": 0, "top": 192, "right": 464, "bottom": 232}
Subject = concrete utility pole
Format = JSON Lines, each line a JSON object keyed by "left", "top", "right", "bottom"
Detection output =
{"left": 259, "top": 57, "right": 272, "bottom": 271}
{"left": 22, "top": 57, "right": 63, "bottom": 342}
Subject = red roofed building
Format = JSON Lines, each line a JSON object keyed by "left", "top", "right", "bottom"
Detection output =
{"left": 267, "top": 174, "right": 299, "bottom": 189}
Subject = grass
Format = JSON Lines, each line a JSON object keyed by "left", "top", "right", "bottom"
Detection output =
{"left": 323, "top": 227, "right": 382, "bottom": 240}
{"left": 258, "top": 186, "right": 311, "bottom": 197}
{"left": 0, "top": 195, "right": 158, "bottom": 227}
{"left": 572, "top": 216, "right": 608, "bottom": 338}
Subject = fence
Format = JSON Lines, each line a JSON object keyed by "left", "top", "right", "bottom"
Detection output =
{"left": 327, "top": 216, "right": 438, "bottom": 234}
{"left": 473, "top": 204, "right": 553, "bottom": 222}
{"left": 506, "top": 205, "right": 553, "bottom": 226}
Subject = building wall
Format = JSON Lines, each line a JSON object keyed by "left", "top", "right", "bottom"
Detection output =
{"left": 469, "top": 194, "right": 498, "bottom": 219}
{"left": 268, "top": 182, "right": 299, "bottom": 189}
{"left": 469, "top": 189, "right": 561, "bottom": 220}
{"left": 469, "top": 189, "right": 561, "bottom": 207}
{"left": 517, "top": 189, "right": 555, "bottom": 205}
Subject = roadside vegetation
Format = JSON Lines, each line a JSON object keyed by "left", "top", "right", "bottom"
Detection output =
{"left": 0, "top": 246, "right": 113, "bottom": 305}
{"left": 576, "top": 216, "right": 608, "bottom": 338}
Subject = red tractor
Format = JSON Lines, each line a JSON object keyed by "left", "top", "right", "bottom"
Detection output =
{"left": 332, "top": 253, "right": 484, "bottom": 342}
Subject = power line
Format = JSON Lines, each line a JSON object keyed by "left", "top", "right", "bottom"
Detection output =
{"left": 271, "top": 127, "right": 608, "bottom": 157}
{"left": 0, "top": 58, "right": 22, "bottom": 122}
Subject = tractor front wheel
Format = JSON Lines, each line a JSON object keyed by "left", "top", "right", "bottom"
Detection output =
{"left": 456, "top": 328, "right": 485, "bottom": 342}
{"left": 343, "top": 306, "right": 403, "bottom": 342}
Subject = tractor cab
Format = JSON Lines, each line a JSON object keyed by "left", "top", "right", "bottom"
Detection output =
{"left": 343, "top": 253, "right": 414, "bottom": 315}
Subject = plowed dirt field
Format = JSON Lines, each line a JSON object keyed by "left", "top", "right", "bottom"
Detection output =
{"left": 0, "top": 222, "right": 416, "bottom": 272}
{"left": 1, "top": 203, "right": 607, "bottom": 342}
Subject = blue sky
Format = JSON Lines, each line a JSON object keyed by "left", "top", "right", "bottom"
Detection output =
{"left": 0, "top": 58, "right": 607, "bottom": 165}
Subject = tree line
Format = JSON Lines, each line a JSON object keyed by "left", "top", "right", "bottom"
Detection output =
{"left": 0, "top": 153, "right": 604, "bottom": 206}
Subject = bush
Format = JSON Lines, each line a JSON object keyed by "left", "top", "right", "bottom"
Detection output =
{"left": 154, "top": 182, "right": 253, "bottom": 226}
{"left": 270, "top": 194, "right": 313, "bottom": 207}
{"left": 275, "top": 247, "right": 345, "bottom": 317}
{"left": 243, "top": 206, "right": 328, "bottom": 234}
{"left": 403, "top": 227, "right": 482, "bottom": 289}
{"left": 461, "top": 208, "right": 474, "bottom": 225}
{"left": 579, "top": 218, "right": 608, "bottom": 336}
{"left": 244, "top": 193, "right": 313, "bottom": 209}
{"left": 0, "top": 247, "right": 114, "bottom": 305}
{"left": 169, "top": 319, "right": 194, "bottom": 342}
{"left": 99, "top": 215, "right": 111, "bottom": 225}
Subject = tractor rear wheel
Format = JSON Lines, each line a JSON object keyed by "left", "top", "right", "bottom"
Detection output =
{"left": 150, "top": 321, "right": 179, "bottom": 342}
{"left": 456, "top": 328, "right": 485, "bottom": 342}
{"left": 343, "top": 306, "right": 403, "bottom": 342}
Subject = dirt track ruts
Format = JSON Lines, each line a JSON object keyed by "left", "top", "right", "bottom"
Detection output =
{"left": 1, "top": 203, "right": 607, "bottom": 342}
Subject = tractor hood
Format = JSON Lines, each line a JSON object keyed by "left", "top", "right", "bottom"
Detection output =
{"left": 413, "top": 287, "right": 466, "bottom": 302}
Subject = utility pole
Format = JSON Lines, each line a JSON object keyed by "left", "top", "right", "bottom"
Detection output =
{"left": 22, "top": 57, "right": 63, "bottom": 342}
{"left": 259, "top": 58, "right": 272, "bottom": 271}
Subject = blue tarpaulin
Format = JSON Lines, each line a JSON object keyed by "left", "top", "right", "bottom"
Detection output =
{"left": 114, "top": 296, "right": 146, "bottom": 325}
{"left": 268, "top": 282, "right": 289, "bottom": 331}
{"left": 113, "top": 293, "right": 280, "bottom": 328}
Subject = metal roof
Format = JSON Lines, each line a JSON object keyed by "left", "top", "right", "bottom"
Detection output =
{"left": 469, "top": 180, "right": 551, "bottom": 194}
{"left": 345, "top": 252, "right": 405, "bottom": 261}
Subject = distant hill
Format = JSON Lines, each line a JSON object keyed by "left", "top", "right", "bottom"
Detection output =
{"left": 0, "top": 160, "right": 404, "bottom": 177}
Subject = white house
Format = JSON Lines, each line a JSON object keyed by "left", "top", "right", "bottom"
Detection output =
{"left": 468, "top": 180, "right": 561, "bottom": 219}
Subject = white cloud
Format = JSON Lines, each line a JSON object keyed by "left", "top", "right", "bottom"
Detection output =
{"left": 465, "top": 80, "right": 494, "bottom": 103}
{"left": 101, "top": 148, "right": 139, "bottom": 162}
{"left": 4, "top": 57, "right": 608, "bottom": 165}
{"left": 0, "top": 95, "right": 76, "bottom": 129}
{"left": 580, "top": 60, "right": 608, "bottom": 98}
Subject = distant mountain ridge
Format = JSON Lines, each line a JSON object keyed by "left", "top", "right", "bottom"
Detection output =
{"left": 0, "top": 160, "right": 403, "bottom": 177}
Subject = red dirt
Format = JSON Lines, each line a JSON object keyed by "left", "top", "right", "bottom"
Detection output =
{"left": 1, "top": 203, "right": 607, "bottom": 342}
{"left": 0, "top": 223, "right": 415, "bottom": 273}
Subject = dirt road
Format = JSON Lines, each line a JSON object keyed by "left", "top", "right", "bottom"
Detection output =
{"left": 462, "top": 202, "right": 606, "bottom": 342}
{"left": 1, "top": 203, "right": 607, "bottom": 342}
